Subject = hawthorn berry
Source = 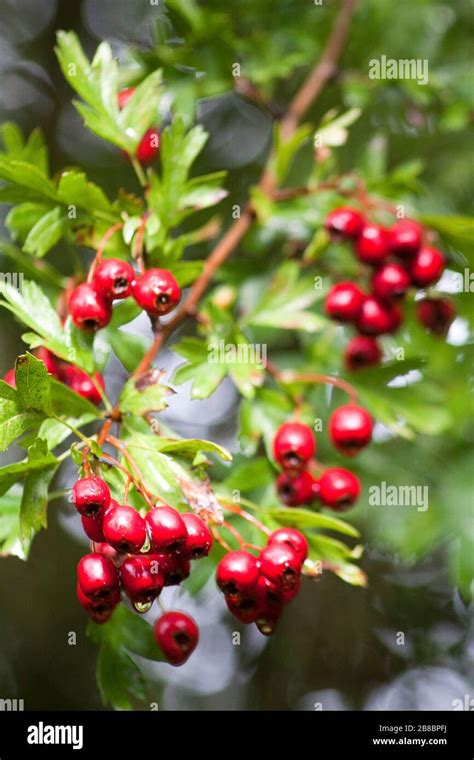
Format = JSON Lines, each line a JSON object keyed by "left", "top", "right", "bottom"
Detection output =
{"left": 344, "top": 336, "right": 382, "bottom": 371}
{"left": 60, "top": 366, "right": 105, "bottom": 406}
{"left": 216, "top": 550, "right": 260, "bottom": 599}
{"left": 94, "top": 542, "right": 119, "bottom": 562}
{"left": 120, "top": 555, "right": 164, "bottom": 604}
{"left": 153, "top": 611, "right": 199, "bottom": 666}
{"left": 273, "top": 421, "right": 315, "bottom": 470}
{"left": 181, "top": 513, "right": 213, "bottom": 559}
{"left": 371, "top": 262, "right": 410, "bottom": 301}
{"left": 77, "top": 553, "right": 120, "bottom": 600}
{"left": 325, "top": 207, "right": 365, "bottom": 239}
{"left": 355, "top": 296, "right": 402, "bottom": 335}
{"left": 76, "top": 583, "right": 120, "bottom": 624}
{"left": 328, "top": 404, "right": 373, "bottom": 456}
{"left": 117, "top": 87, "right": 160, "bottom": 165}
{"left": 225, "top": 595, "right": 259, "bottom": 624}
{"left": 153, "top": 552, "right": 191, "bottom": 586}
{"left": 3, "top": 369, "right": 15, "bottom": 387}
{"left": 102, "top": 504, "right": 147, "bottom": 553}
{"left": 259, "top": 543, "right": 302, "bottom": 592}
{"left": 387, "top": 219, "right": 422, "bottom": 258}
{"left": 408, "top": 246, "right": 445, "bottom": 288}
{"left": 325, "top": 282, "right": 366, "bottom": 322}
{"left": 268, "top": 528, "right": 308, "bottom": 563}
{"left": 37, "top": 347, "right": 60, "bottom": 376}
{"left": 145, "top": 506, "right": 187, "bottom": 553}
{"left": 132, "top": 269, "right": 181, "bottom": 317}
{"left": 69, "top": 283, "right": 112, "bottom": 331}
{"left": 317, "top": 467, "right": 361, "bottom": 510}
{"left": 81, "top": 514, "right": 106, "bottom": 543}
{"left": 355, "top": 223, "right": 388, "bottom": 265}
{"left": 72, "top": 476, "right": 111, "bottom": 518}
{"left": 276, "top": 470, "right": 317, "bottom": 506}
{"left": 416, "top": 297, "right": 456, "bottom": 336}
{"left": 93, "top": 258, "right": 136, "bottom": 300}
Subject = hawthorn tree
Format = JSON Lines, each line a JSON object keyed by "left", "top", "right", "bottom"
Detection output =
{"left": 0, "top": 1, "right": 472, "bottom": 709}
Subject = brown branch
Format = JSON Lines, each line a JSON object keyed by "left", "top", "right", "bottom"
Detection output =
{"left": 131, "top": 0, "right": 357, "bottom": 380}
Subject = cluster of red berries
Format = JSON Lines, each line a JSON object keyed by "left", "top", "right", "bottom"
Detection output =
{"left": 324, "top": 208, "right": 456, "bottom": 370}
{"left": 273, "top": 411, "right": 371, "bottom": 510}
{"left": 3, "top": 347, "right": 104, "bottom": 405}
{"left": 74, "top": 475, "right": 211, "bottom": 665}
{"left": 68, "top": 259, "right": 181, "bottom": 332}
{"left": 216, "top": 527, "right": 308, "bottom": 636}
{"left": 118, "top": 87, "right": 160, "bottom": 165}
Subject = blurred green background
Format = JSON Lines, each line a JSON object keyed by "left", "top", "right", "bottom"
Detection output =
{"left": 0, "top": 0, "right": 472, "bottom": 710}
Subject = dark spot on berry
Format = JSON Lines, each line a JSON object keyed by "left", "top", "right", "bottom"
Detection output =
{"left": 283, "top": 452, "right": 302, "bottom": 467}
{"left": 173, "top": 631, "right": 190, "bottom": 649}
{"left": 113, "top": 277, "right": 129, "bottom": 294}
{"left": 83, "top": 318, "right": 99, "bottom": 330}
{"left": 223, "top": 581, "right": 239, "bottom": 596}
{"left": 157, "top": 293, "right": 170, "bottom": 305}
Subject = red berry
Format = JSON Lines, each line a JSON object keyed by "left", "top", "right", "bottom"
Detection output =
{"left": 325, "top": 207, "right": 365, "bottom": 239}
{"left": 60, "top": 366, "right": 105, "bottom": 406}
{"left": 325, "top": 282, "right": 365, "bottom": 322}
{"left": 225, "top": 595, "right": 259, "bottom": 624}
{"left": 77, "top": 553, "right": 119, "bottom": 600}
{"left": 216, "top": 550, "right": 260, "bottom": 599}
{"left": 259, "top": 543, "right": 302, "bottom": 592}
{"left": 93, "top": 258, "right": 136, "bottom": 300}
{"left": 72, "top": 477, "right": 111, "bottom": 518}
{"left": 120, "top": 555, "right": 164, "bottom": 604}
{"left": 102, "top": 504, "right": 147, "bottom": 553}
{"left": 318, "top": 467, "right": 361, "bottom": 510}
{"left": 416, "top": 297, "right": 456, "bottom": 336}
{"left": 356, "top": 224, "right": 388, "bottom": 265}
{"left": 153, "top": 611, "right": 199, "bottom": 666}
{"left": 117, "top": 87, "right": 136, "bottom": 109}
{"left": 36, "top": 347, "right": 60, "bottom": 376}
{"left": 276, "top": 470, "right": 317, "bottom": 506}
{"left": 268, "top": 528, "right": 308, "bottom": 563}
{"left": 69, "top": 283, "right": 112, "bottom": 331}
{"left": 94, "top": 542, "right": 119, "bottom": 562}
{"left": 371, "top": 263, "right": 410, "bottom": 301}
{"left": 329, "top": 404, "right": 373, "bottom": 456}
{"left": 273, "top": 421, "right": 315, "bottom": 470}
{"left": 355, "top": 296, "right": 402, "bottom": 335}
{"left": 387, "top": 219, "right": 422, "bottom": 258}
{"left": 344, "top": 336, "right": 382, "bottom": 371}
{"left": 135, "top": 129, "right": 160, "bottom": 165}
{"left": 408, "top": 246, "right": 445, "bottom": 288}
{"left": 145, "top": 506, "right": 187, "bottom": 553}
{"left": 181, "top": 513, "right": 213, "bottom": 559}
{"left": 117, "top": 88, "right": 160, "bottom": 165}
{"left": 3, "top": 369, "right": 15, "bottom": 387}
{"left": 76, "top": 583, "right": 120, "bottom": 624}
{"left": 81, "top": 514, "right": 106, "bottom": 543}
{"left": 132, "top": 269, "right": 181, "bottom": 317}
{"left": 153, "top": 552, "right": 191, "bottom": 586}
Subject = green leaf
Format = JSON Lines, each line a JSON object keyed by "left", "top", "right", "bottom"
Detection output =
{"left": 0, "top": 485, "right": 23, "bottom": 557}
{"left": 243, "top": 261, "right": 326, "bottom": 332}
{"left": 157, "top": 437, "right": 232, "bottom": 462}
{"left": 23, "top": 207, "right": 68, "bottom": 257}
{"left": 6, "top": 202, "right": 53, "bottom": 242}
{"left": 239, "top": 387, "right": 293, "bottom": 456}
{"left": 119, "top": 369, "right": 174, "bottom": 416}
{"left": 221, "top": 458, "right": 273, "bottom": 491}
{"left": 0, "top": 381, "right": 44, "bottom": 452}
{"left": 316, "top": 107, "right": 361, "bottom": 147}
{"left": 0, "top": 241, "right": 66, "bottom": 289}
{"left": 0, "top": 157, "right": 57, "bottom": 201}
{"left": 266, "top": 507, "right": 360, "bottom": 538}
{"left": 87, "top": 605, "right": 164, "bottom": 710}
{"left": 0, "top": 279, "right": 95, "bottom": 373}
{"left": 0, "top": 438, "right": 57, "bottom": 498}
{"left": 108, "top": 329, "right": 149, "bottom": 373}
{"left": 57, "top": 170, "right": 116, "bottom": 214}
{"left": 15, "top": 353, "right": 52, "bottom": 415}
{"left": 20, "top": 457, "right": 57, "bottom": 550}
